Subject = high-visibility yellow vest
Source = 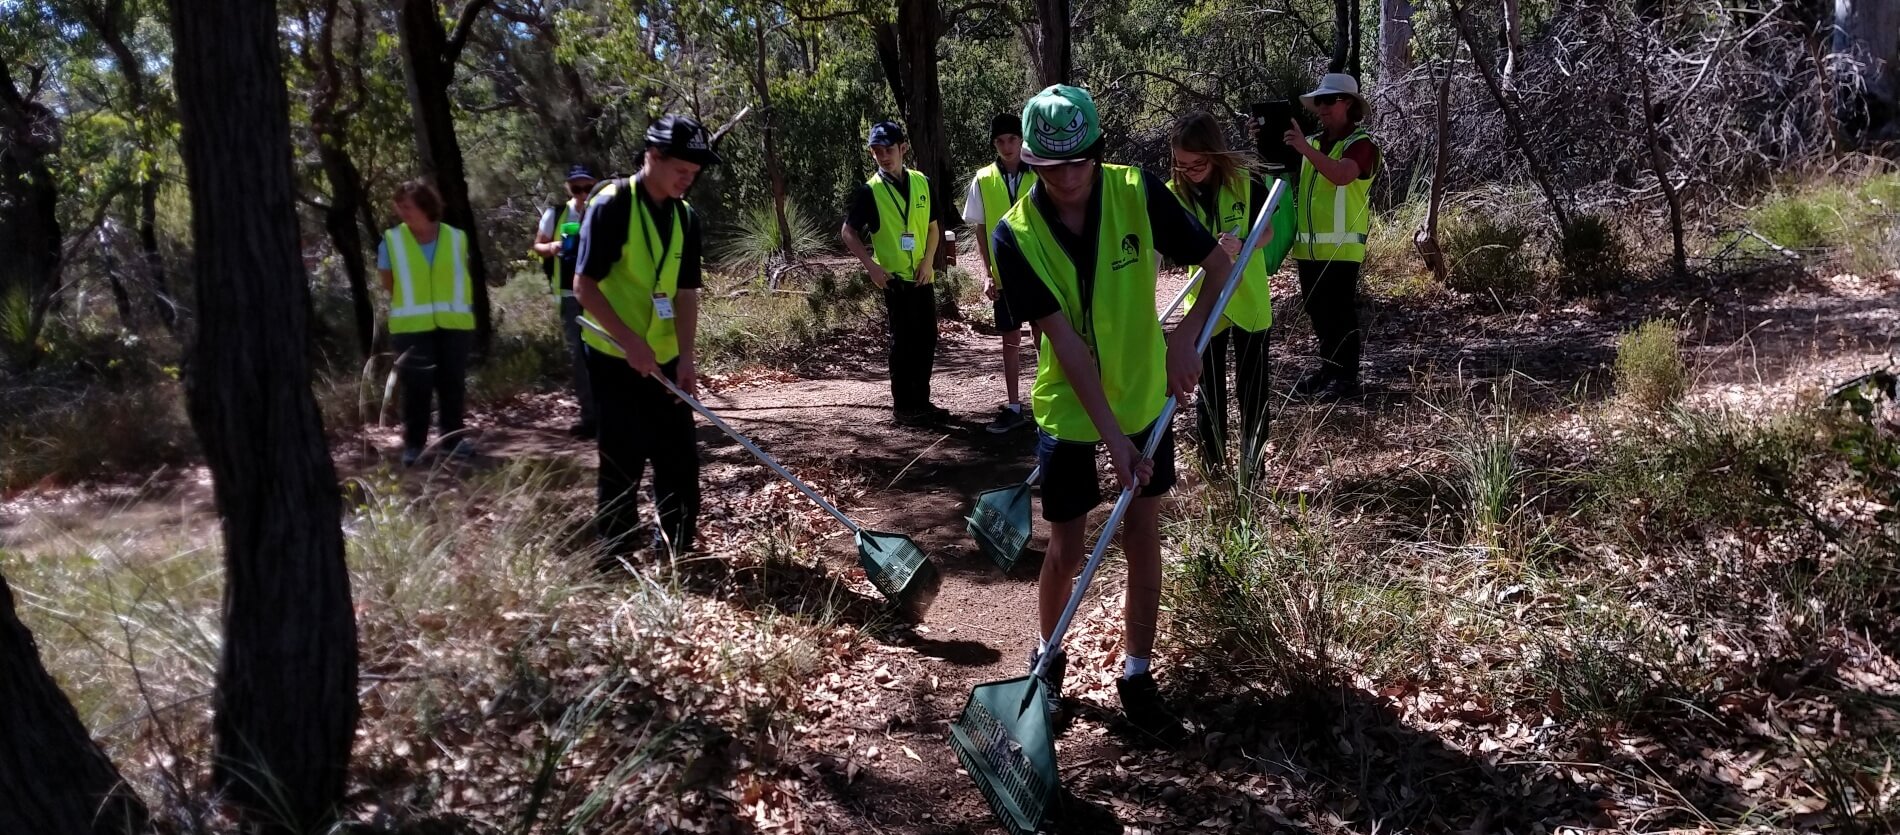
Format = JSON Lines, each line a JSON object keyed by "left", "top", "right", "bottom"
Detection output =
{"left": 1291, "top": 128, "right": 1375, "bottom": 263}
{"left": 1168, "top": 175, "right": 1274, "bottom": 333}
{"left": 579, "top": 180, "right": 686, "bottom": 363}
{"left": 866, "top": 168, "right": 932, "bottom": 281}
{"left": 385, "top": 223, "right": 474, "bottom": 333}
{"left": 973, "top": 163, "right": 1037, "bottom": 281}
{"left": 1000, "top": 164, "right": 1166, "bottom": 442}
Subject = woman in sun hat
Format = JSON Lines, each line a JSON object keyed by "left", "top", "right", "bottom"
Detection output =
{"left": 1281, "top": 72, "right": 1380, "bottom": 401}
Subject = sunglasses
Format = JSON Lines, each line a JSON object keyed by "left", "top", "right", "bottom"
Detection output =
{"left": 569, "top": 182, "right": 595, "bottom": 194}
{"left": 1313, "top": 94, "right": 1348, "bottom": 107}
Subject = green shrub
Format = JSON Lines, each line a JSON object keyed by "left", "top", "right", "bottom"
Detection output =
{"left": 1362, "top": 198, "right": 1439, "bottom": 300}
{"left": 696, "top": 267, "right": 885, "bottom": 372}
{"left": 1613, "top": 318, "right": 1687, "bottom": 410}
{"left": 1440, "top": 208, "right": 1539, "bottom": 297}
{"left": 712, "top": 201, "right": 829, "bottom": 277}
{"left": 1555, "top": 214, "right": 1630, "bottom": 296}
{"left": 1744, "top": 173, "right": 1900, "bottom": 274}
{"left": 0, "top": 380, "right": 194, "bottom": 491}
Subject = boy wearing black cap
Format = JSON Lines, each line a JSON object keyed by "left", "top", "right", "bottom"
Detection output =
{"left": 574, "top": 115, "right": 720, "bottom": 562}
{"left": 961, "top": 114, "right": 1039, "bottom": 434}
{"left": 534, "top": 163, "right": 600, "bottom": 438}
{"left": 841, "top": 120, "right": 945, "bottom": 427}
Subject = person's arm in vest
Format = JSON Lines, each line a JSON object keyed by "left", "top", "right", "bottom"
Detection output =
{"left": 376, "top": 237, "right": 394, "bottom": 294}
{"left": 532, "top": 206, "right": 561, "bottom": 258}
{"left": 840, "top": 184, "right": 891, "bottom": 289}
{"left": 1282, "top": 119, "right": 1361, "bottom": 186}
{"left": 1141, "top": 171, "right": 1233, "bottom": 399}
{"left": 915, "top": 220, "right": 942, "bottom": 285}
{"left": 674, "top": 207, "right": 704, "bottom": 396}
{"left": 961, "top": 178, "right": 998, "bottom": 299}
{"left": 574, "top": 189, "right": 662, "bottom": 374}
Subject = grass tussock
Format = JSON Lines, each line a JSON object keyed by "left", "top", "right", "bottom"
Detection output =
{"left": 1743, "top": 173, "right": 1900, "bottom": 274}
{"left": 1614, "top": 318, "right": 1689, "bottom": 410}
{"left": 7, "top": 457, "right": 857, "bottom": 831}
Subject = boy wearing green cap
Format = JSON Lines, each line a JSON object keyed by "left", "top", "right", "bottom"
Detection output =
{"left": 993, "top": 85, "right": 1241, "bottom": 739}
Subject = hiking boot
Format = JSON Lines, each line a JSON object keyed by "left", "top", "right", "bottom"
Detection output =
{"left": 922, "top": 403, "right": 952, "bottom": 423}
{"left": 1291, "top": 369, "right": 1332, "bottom": 398}
{"left": 894, "top": 408, "right": 935, "bottom": 427}
{"left": 400, "top": 446, "right": 425, "bottom": 468}
{"left": 1028, "top": 646, "right": 1068, "bottom": 719}
{"left": 568, "top": 422, "right": 597, "bottom": 440}
{"left": 985, "top": 405, "right": 1029, "bottom": 434}
{"left": 1116, "top": 672, "right": 1186, "bottom": 742}
{"left": 1314, "top": 377, "right": 1363, "bottom": 402}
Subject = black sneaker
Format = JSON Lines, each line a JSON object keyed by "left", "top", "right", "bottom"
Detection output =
{"left": 1314, "top": 378, "right": 1363, "bottom": 402}
{"left": 1116, "top": 672, "right": 1186, "bottom": 742}
{"left": 1291, "top": 369, "right": 1331, "bottom": 398}
{"left": 894, "top": 408, "right": 934, "bottom": 427}
{"left": 985, "top": 405, "right": 1028, "bottom": 434}
{"left": 1028, "top": 646, "right": 1068, "bottom": 719}
{"left": 922, "top": 403, "right": 952, "bottom": 422}
{"left": 400, "top": 446, "right": 425, "bottom": 468}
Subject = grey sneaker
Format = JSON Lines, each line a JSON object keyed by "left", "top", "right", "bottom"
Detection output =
{"left": 985, "top": 405, "right": 1029, "bottom": 434}
{"left": 450, "top": 439, "right": 477, "bottom": 459}
{"left": 400, "top": 446, "right": 424, "bottom": 467}
{"left": 1027, "top": 646, "right": 1068, "bottom": 718}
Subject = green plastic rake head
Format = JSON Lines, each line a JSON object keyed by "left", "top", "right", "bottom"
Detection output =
{"left": 966, "top": 479, "right": 1033, "bottom": 572}
{"left": 949, "top": 675, "right": 1059, "bottom": 835}
{"left": 857, "top": 529, "right": 939, "bottom": 619}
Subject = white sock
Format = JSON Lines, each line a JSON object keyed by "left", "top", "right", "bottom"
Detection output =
{"left": 1123, "top": 655, "right": 1150, "bottom": 679}
{"left": 1007, "top": 401, "right": 1022, "bottom": 413}
{"left": 1037, "top": 634, "right": 1050, "bottom": 655}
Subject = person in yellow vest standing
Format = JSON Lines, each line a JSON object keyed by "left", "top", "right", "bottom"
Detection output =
{"left": 574, "top": 115, "right": 719, "bottom": 562}
{"left": 1282, "top": 73, "right": 1380, "bottom": 401}
{"left": 378, "top": 180, "right": 476, "bottom": 467}
{"left": 841, "top": 121, "right": 945, "bottom": 427}
{"left": 1167, "top": 111, "right": 1293, "bottom": 477}
{"left": 961, "top": 113, "right": 1038, "bottom": 434}
{"left": 532, "top": 163, "right": 601, "bottom": 439}
{"left": 994, "top": 86, "right": 1243, "bottom": 739}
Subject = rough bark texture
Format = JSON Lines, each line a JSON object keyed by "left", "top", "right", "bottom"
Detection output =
{"left": 1378, "top": 0, "right": 1413, "bottom": 84}
{"left": 897, "top": 0, "right": 954, "bottom": 266}
{"left": 306, "top": 0, "right": 376, "bottom": 355}
{"left": 1501, "top": 0, "right": 1523, "bottom": 84}
{"left": 1832, "top": 0, "right": 1900, "bottom": 143}
{"left": 170, "top": 0, "right": 360, "bottom": 831}
{"left": 0, "top": 58, "right": 62, "bottom": 370}
{"left": 396, "top": 0, "right": 495, "bottom": 353}
{"left": 1628, "top": 25, "right": 1687, "bottom": 279}
{"left": 753, "top": 15, "right": 794, "bottom": 260}
{"left": 1417, "top": 51, "right": 1452, "bottom": 286}
{"left": 1030, "top": 0, "right": 1072, "bottom": 86}
{"left": 0, "top": 570, "right": 150, "bottom": 834}
{"left": 1331, "top": 0, "right": 1352, "bottom": 73}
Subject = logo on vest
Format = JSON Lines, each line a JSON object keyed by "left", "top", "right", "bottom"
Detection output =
{"left": 1112, "top": 233, "right": 1141, "bottom": 270}
{"left": 1229, "top": 201, "right": 1246, "bottom": 226}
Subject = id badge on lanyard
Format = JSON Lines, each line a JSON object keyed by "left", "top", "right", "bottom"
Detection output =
{"left": 653, "top": 293, "right": 675, "bottom": 320}
{"left": 899, "top": 232, "right": 916, "bottom": 252}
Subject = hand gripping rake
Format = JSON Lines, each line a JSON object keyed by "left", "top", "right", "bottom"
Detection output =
{"left": 963, "top": 275, "right": 1204, "bottom": 572}
{"left": 949, "top": 179, "right": 1286, "bottom": 834}
{"left": 580, "top": 317, "right": 940, "bottom": 615}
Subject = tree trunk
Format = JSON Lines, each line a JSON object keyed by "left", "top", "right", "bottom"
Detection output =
{"left": 1500, "top": 0, "right": 1522, "bottom": 85}
{"left": 753, "top": 15, "right": 794, "bottom": 262}
{"left": 1378, "top": 0, "right": 1413, "bottom": 84}
{"left": 872, "top": 21, "right": 907, "bottom": 114}
{"left": 1331, "top": 0, "right": 1352, "bottom": 73}
{"left": 0, "top": 570, "right": 150, "bottom": 834}
{"left": 170, "top": 0, "right": 360, "bottom": 832}
{"left": 1446, "top": 0, "right": 1570, "bottom": 233}
{"left": 1628, "top": 22, "right": 1687, "bottom": 279}
{"left": 0, "top": 58, "right": 62, "bottom": 370}
{"left": 1417, "top": 49, "right": 1452, "bottom": 286}
{"left": 319, "top": 140, "right": 377, "bottom": 355}
{"left": 86, "top": 2, "right": 176, "bottom": 334}
{"left": 896, "top": 0, "right": 954, "bottom": 268}
{"left": 1030, "top": 0, "right": 1072, "bottom": 86}
{"left": 396, "top": 0, "right": 494, "bottom": 354}
{"left": 1832, "top": 0, "right": 1900, "bottom": 144}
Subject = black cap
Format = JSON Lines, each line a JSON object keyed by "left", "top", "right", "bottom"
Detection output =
{"left": 990, "top": 113, "right": 1022, "bottom": 139}
{"left": 565, "top": 164, "right": 596, "bottom": 182}
{"left": 867, "top": 120, "right": 907, "bottom": 147}
{"left": 644, "top": 114, "right": 723, "bottom": 166}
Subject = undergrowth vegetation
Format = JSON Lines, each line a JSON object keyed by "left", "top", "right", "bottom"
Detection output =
{"left": 6, "top": 458, "right": 858, "bottom": 831}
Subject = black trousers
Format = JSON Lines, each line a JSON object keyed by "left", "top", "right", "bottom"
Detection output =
{"left": 585, "top": 347, "right": 700, "bottom": 556}
{"left": 1196, "top": 325, "right": 1272, "bottom": 474}
{"left": 558, "top": 296, "right": 597, "bottom": 427}
{"left": 392, "top": 328, "right": 473, "bottom": 450}
{"left": 1295, "top": 259, "right": 1363, "bottom": 383}
{"left": 883, "top": 279, "right": 939, "bottom": 411}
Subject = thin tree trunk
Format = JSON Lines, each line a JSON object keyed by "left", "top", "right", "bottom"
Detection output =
{"left": 86, "top": 3, "right": 175, "bottom": 333}
{"left": 1331, "top": 0, "right": 1352, "bottom": 73}
{"left": 396, "top": 0, "right": 494, "bottom": 354}
{"left": 1379, "top": 0, "right": 1413, "bottom": 85}
{"left": 0, "top": 570, "right": 149, "bottom": 834}
{"left": 1030, "top": 0, "right": 1072, "bottom": 86}
{"left": 1500, "top": 0, "right": 1522, "bottom": 85}
{"left": 1418, "top": 48, "right": 1453, "bottom": 286}
{"left": 0, "top": 58, "right": 62, "bottom": 370}
{"left": 872, "top": 21, "right": 907, "bottom": 114}
{"left": 1628, "top": 22, "right": 1687, "bottom": 279}
{"left": 1349, "top": 0, "right": 1363, "bottom": 78}
{"left": 319, "top": 141, "right": 376, "bottom": 354}
{"left": 753, "top": 15, "right": 793, "bottom": 261}
{"left": 1446, "top": 0, "right": 1570, "bottom": 233}
{"left": 897, "top": 0, "right": 953, "bottom": 269}
{"left": 171, "top": 0, "right": 359, "bottom": 831}
{"left": 1832, "top": 0, "right": 1900, "bottom": 144}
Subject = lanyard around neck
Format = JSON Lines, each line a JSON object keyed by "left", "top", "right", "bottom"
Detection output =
{"left": 876, "top": 171, "right": 911, "bottom": 229}
{"left": 633, "top": 178, "right": 674, "bottom": 276}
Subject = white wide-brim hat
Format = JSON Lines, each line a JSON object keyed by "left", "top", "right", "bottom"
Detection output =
{"left": 1300, "top": 73, "right": 1371, "bottom": 118}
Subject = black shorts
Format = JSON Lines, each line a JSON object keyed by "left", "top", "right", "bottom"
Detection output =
{"left": 994, "top": 293, "right": 1023, "bottom": 332}
{"left": 1034, "top": 419, "right": 1177, "bottom": 524}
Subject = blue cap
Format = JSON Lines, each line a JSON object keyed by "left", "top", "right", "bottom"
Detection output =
{"left": 565, "top": 164, "right": 596, "bottom": 182}
{"left": 867, "top": 121, "right": 907, "bottom": 147}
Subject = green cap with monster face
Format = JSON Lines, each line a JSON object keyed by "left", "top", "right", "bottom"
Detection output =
{"left": 1020, "top": 84, "right": 1102, "bottom": 166}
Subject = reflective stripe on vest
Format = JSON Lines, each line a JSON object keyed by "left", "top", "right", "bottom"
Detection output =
{"left": 974, "top": 163, "right": 1037, "bottom": 281}
{"left": 1000, "top": 164, "right": 1165, "bottom": 443}
{"left": 1292, "top": 129, "right": 1375, "bottom": 263}
{"left": 1168, "top": 175, "right": 1276, "bottom": 333}
{"left": 579, "top": 179, "right": 687, "bottom": 363}
{"left": 386, "top": 224, "right": 473, "bottom": 333}
{"left": 867, "top": 168, "right": 932, "bottom": 280}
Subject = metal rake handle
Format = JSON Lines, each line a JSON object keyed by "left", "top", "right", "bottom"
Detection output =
{"left": 1032, "top": 178, "right": 1286, "bottom": 678}
{"left": 579, "top": 316, "right": 862, "bottom": 535}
